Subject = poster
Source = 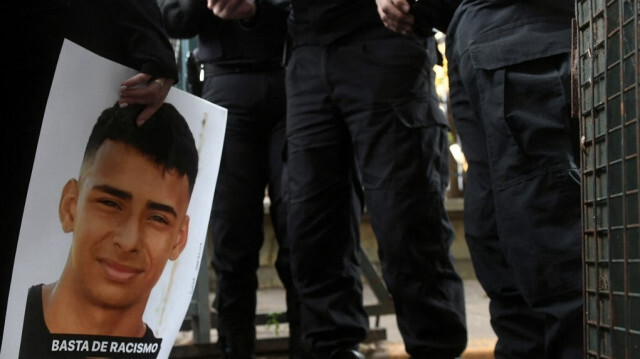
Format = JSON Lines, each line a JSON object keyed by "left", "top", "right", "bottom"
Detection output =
{"left": 1, "top": 40, "right": 226, "bottom": 359}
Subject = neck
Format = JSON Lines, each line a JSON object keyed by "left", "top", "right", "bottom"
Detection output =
{"left": 42, "top": 280, "right": 148, "bottom": 338}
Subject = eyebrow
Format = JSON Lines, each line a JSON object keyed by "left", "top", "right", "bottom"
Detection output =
{"left": 148, "top": 201, "right": 178, "bottom": 218}
{"left": 93, "top": 184, "right": 178, "bottom": 217}
{"left": 94, "top": 184, "right": 132, "bottom": 200}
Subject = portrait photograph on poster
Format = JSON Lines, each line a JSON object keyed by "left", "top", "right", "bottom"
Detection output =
{"left": 0, "top": 39, "right": 227, "bottom": 359}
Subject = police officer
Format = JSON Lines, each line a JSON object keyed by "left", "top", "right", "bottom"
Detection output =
{"left": 378, "top": 0, "right": 583, "bottom": 357}
{"left": 209, "top": 0, "right": 467, "bottom": 358}
{"left": 159, "top": 1, "right": 302, "bottom": 358}
{"left": 283, "top": 1, "right": 469, "bottom": 358}
{"left": 446, "top": 2, "right": 583, "bottom": 358}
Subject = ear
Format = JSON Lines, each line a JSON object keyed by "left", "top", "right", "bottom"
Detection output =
{"left": 59, "top": 179, "right": 79, "bottom": 233}
{"left": 169, "top": 215, "right": 189, "bottom": 261}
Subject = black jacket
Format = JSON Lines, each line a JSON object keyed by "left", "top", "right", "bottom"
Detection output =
{"left": 288, "top": 0, "right": 384, "bottom": 45}
{"left": 410, "top": 0, "right": 462, "bottom": 35}
{"left": 3, "top": 0, "right": 179, "bottom": 85}
{"left": 159, "top": 0, "right": 289, "bottom": 65}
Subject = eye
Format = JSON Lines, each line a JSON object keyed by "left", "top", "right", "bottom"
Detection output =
{"left": 98, "top": 199, "right": 121, "bottom": 209}
{"left": 149, "top": 214, "right": 169, "bottom": 225}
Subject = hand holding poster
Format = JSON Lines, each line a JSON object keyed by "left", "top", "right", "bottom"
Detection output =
{"left": 1, "top": 40, "right": 227, "bottom": 359}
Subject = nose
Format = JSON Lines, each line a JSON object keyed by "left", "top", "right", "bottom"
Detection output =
{"left": 113, "top": 217, "right": 141, "bottom": 253}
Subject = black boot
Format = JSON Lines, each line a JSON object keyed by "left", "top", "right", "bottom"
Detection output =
{"left": 217, "top": 332, "right": 256, "bottom": 359}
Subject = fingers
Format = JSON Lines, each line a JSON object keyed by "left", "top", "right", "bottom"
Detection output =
{"left": 207, "top": 0, "right": 255, "bottom": 19}
{"left": 118, "top": 76, "right": 172, "bottom": 105}
{"left": 118, "top": 75, "right": 174, "bottom": 126}
{"left": 120, "top": 73, "right": 152, "bottom": 88}
{"left": 392, "top": 0, "right": 411, "bottom": 13}
{"left": 135, "top": 103, "right": 159, "bottom": 127}
{"left": 376, "top": 0, "right": 414, "bottom": 35}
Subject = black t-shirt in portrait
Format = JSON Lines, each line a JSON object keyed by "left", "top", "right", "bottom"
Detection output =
{"left": 19, "top": 284, "right": 162, "bottom": 359}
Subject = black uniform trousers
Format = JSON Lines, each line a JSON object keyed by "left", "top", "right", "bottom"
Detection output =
{"left": 203, "top": 68, "right": 302, "bottom": 358}
{"left": 285, "top": 32, "right": 467, "bottom": 358}
{"left": 446, "top": 2, "right": 583, "bottom": 358}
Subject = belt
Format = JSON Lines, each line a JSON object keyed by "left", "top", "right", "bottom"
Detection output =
{"left": 202, "top": 61, "right": 283, "bottom": 76}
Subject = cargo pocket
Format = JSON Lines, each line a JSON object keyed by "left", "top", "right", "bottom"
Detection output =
{"left": 468, "top": 17, "right": 576, "bottom": 189}
{"left": 469, "top": 17, "right": 572, "bottom": 71}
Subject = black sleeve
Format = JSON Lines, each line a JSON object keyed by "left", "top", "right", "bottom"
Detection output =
{"left": 108, "top": 0, "right": 179, "bottom": 83}
{"left": 159, "top": 0, "right": 209, "bottom": 39}
{"left": 411, "top": 0, "right": 462, "bottom": 35}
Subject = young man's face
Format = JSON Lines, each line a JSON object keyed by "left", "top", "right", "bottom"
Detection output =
{"left": 59, "top": 140, "right": 191, "bottom": 309}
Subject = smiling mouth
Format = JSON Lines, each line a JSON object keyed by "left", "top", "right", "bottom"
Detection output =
{"left": 100, "top": 259, "right": 143, "bottom": 282}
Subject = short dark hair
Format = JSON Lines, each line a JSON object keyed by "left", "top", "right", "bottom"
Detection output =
{"left": 82, "top": 103, "right": 199, "bottom": 194}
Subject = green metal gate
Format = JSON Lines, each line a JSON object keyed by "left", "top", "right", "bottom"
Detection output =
{"left": 577, "top": 0, "right": 640, "bottom": 357}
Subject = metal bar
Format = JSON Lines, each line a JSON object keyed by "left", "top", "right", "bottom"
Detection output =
{"left": 191, "top": 243, "right": 213, "bottom": 344}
